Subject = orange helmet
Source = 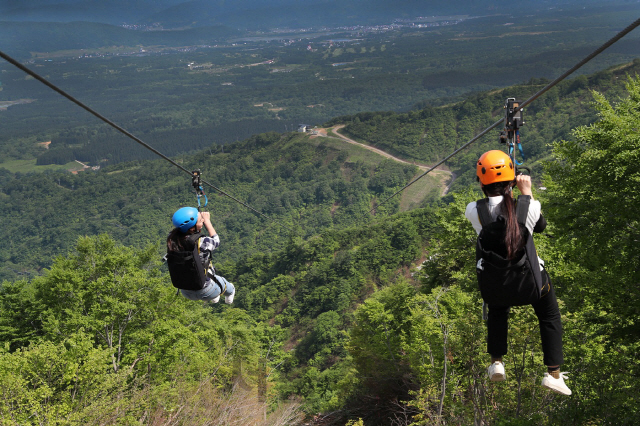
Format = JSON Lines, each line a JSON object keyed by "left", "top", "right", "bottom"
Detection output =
{"left": 476, "top": 150, "right": 514, "bottom": 185}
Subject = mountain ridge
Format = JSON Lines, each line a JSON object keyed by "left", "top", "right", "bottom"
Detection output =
{"left": 2, "top": 0, "right": 612, "bottom": 28}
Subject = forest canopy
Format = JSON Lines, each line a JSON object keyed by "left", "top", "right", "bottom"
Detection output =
{"left": 1, "top": 75, "right": 639, "bottom": 424}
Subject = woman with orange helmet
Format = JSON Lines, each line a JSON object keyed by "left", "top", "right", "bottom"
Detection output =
{"left": 465, "top": 150, "right": 571, "bottom": 395}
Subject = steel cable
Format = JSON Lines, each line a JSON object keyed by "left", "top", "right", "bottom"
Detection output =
{"left": 370, "top": 16, "right": 640, "bottom": 213}
{"left": 0, "top": 50, "right": 278, "bottom": 224}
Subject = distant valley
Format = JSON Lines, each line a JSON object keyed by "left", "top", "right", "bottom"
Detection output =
{"left": 1, "top": 2, "right": 639, "bottom": 423}
{"left": 1, "top": 2, "right": 638, "bottom": 172}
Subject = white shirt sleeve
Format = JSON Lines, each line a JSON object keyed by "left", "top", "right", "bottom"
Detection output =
{"left": 465, "top": 197, "right": 542, "bottom": 235}
{"left": 525, "top": 199, "right": 542, "bottom": 235}
{"left": 465, "top": 201, "right": 483, "bottom": 235}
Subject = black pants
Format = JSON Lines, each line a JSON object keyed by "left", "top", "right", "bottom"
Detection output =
{"left": 487, "top": 272, "right": 564, "bottom": 366}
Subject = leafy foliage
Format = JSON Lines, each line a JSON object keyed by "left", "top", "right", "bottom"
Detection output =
{"left": 0, "top": 234, "right": 297, "bottom": 423}
{"left": 542, "top": 76, "right": 640, "bottom": 423}
{"left": 334, "top": 61, "right": 640, "bottom": 194}
{"left": 2, "top": 51, "right": 640, "bottom": 425}
{"left": 0, "top": 132, "right": 418, "bottom": 281}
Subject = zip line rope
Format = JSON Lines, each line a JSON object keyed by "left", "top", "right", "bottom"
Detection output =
{"left": 0, "top": 49, "right": 277, "bottom": 225}
{"left": 370, "top": 16, "right": 640, "bottom": 214}
{"left": 2, "top": 14, "right": 639, "bottom": 224}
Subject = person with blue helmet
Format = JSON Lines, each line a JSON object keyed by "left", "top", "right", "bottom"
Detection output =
{"left": 167, "top": 207, "right": 235, "bottom": 304}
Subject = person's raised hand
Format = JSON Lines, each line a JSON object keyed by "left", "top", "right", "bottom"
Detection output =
{"left": 516, "top": 174, "right": 533, "bottom": 196}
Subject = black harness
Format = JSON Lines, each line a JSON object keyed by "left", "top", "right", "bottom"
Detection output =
{"left": 166, "top": 233, "right": 210, "bottom": 291}
{"left": 475, "top": 195, "right": 543, "bottom": 307}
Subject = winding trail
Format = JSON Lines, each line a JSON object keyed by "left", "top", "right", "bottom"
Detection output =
{"left": 320, "top": 125, "right": 454, "bottom": 196}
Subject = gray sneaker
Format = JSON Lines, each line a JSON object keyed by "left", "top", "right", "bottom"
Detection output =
{"left": 225, "top": 290, "right": 235, "bottom": 304}
{"left": 542, "top": 372, "right": 572, "bottom": 395}
{"left": 488, "top": 361, "right": 506, "bottom": 382}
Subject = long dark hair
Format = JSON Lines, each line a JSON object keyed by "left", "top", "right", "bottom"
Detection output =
{"left": 483, "top": 181, "right": 522, "bottom": 260}
{"left": 167, "top": 227, "right": 197, "bottom": 252}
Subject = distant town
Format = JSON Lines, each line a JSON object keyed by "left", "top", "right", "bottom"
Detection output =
{"left": 120, "top": 15, "right": 469, "bottom": 34}
{"left": 25, "top": 15, "right": 470, "bottom": 62}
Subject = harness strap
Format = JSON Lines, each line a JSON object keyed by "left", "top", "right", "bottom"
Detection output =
{"left": 196, "top": 187, "right": 208, "bottom": 209}
{"left": 515, "top": 195, "right": 530, "bottom": 227}
{"left": 192, "top": 170, "right": 208, "bottom": 210}
{"left": 476, "top": 198, "right": 493, "bottom": 227}
{"left": 508, "top": 132, "right": 525, "bottom": 165}
{"left": 481, "top": 249, "right": 527, "bottom": 269}
{"left": 209, "top": 272, "right": 226, "bottom": 294}
{"left": 184, "top": 232, "right": 204, "bottom": 251}
{"left": 192, "top": 234, "right": 213, "bottom": 277}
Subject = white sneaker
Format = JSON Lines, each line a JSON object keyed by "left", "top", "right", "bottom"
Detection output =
{"left": 542, "top": 372, "right": 572, "bottom": 396}
{"left": 225, "top": 290, "right": 235, "bottom": 304}
{"left": 488, "top": 361, "right": 506, "bottom": 382}
{"left": 210, "top": 295, "right": 220, "bottom": 303}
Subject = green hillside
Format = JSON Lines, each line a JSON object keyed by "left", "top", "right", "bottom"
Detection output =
{"left": 0, "top": 131, "right": 423, "bottom": 281}
{"left": 1, "top": 3, "right": 638, "bottom": 169}
{"left": 1, "top": 74, "right": 639, "bottom": 424}
{"left": 2, "top": 60, "right": 639, "bottom": 280}
{"left": 1, "top": 9, "right": 640, "bottom": 416}
{"left": 331, "top": 60, "right": 640, "bottom": 191}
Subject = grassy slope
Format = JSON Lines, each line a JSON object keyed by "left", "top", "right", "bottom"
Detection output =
{"left": 0, "top": 131, "right": 419, "bottom": 281}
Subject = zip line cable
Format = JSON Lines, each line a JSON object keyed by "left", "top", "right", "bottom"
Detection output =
{"left": 2, "top": 14, "right": 639, "bottom": 225}
{"left": 0, "top": 49, "right": 278, "bottom": 225}
{"left": 516, "top": 16, "right": 640, "bottom": 112}
{"left": 371, "top": 16, "right": 640, "bottom": 214}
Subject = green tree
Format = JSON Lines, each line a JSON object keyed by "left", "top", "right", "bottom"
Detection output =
{"left": 22, "top": 235, "right": 178, "bottom": 375}
{"left": 347, "top": 281, "right": 417, "bottom": 402}
{"left": 544, "top": 76, "right": 640, "bottom": 423}
{"left": 421, "top": 191, "right": 478, "bottom": 293}
{"left": 0, "top": 334, "right": 117, "bottom": 425}
{"left": 0, "top": 234, "right": 276, "bottom": 423}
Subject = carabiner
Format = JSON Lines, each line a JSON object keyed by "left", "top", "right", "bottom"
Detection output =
{"left": 508, "top": 131, "right": 525, "bottom": 166}
{"left": 196, "top": 186, "right": 208, "bottom": 209}
{"left": 192, "top": 169, "right": 208, "bottom": 210}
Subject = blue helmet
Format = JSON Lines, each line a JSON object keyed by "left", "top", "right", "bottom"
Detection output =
{"left": 172, "top": 207, "right": 199, "bottom": 233}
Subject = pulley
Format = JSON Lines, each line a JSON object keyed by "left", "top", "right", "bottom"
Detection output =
{"left": 500, "top": 98, "right": 526, "bottom": 166}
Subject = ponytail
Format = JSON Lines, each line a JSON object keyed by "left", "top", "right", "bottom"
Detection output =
{"left": 483, "top": 181, "right": 522, "bottom": 260}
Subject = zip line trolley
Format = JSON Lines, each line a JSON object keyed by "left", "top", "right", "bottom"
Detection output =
{"left": 499, "top": 98, "right": 525, "bottom": 167}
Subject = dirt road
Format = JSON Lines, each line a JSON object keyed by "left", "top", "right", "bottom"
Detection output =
{"left": 324, "top": 125, "right": 454, "bottom": 195}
